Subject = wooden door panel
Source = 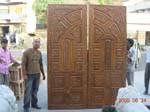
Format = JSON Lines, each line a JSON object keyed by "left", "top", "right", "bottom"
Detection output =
{"left": 48, "top": 5, "right": 126, "bottom": 109}
{"left": 88, "top": 5, "right": 126, "bottom": 107}
{"left": 47, "top": 5, "right": 87, "bottom": 109}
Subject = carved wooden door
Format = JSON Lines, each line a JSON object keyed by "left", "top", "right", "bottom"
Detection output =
{"left": 48, "top": 5, "right": 126, "bottom": 109}
{"left": 47, "top": 5, "right": 87, "bottom": 109}
{"left": 88, "top": 5, "right": 126, "bottom": 107}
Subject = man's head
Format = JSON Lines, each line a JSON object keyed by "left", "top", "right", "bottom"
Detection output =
{"left": 32, "top": 38, "right": 40, "bottom": 50}
{"left": 1, "top": 38, "right": 8, "bottom": 49}
{"left": 127, "top": 38, "right": 134, "bottom": 50}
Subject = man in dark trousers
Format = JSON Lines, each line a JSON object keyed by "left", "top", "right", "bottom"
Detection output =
{"left": 143, "top": 47, "right": 150, "bottom": 95}
{"left": 22, "top": 37, "right": 45, "bottom": 112}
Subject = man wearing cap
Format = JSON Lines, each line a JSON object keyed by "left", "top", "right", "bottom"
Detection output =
{"left": 22, "top": 37, "right": 45, "bottom": 112}
{"left": 0, "top": 38, "right": 19, "bottom": 86}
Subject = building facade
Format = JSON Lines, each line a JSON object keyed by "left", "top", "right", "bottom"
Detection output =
{"left": 0, "top": 0, "right": 27, "bottom": 38}
{"left": 123, "top": 0, "right": 150, "bottom": 45}
{"left": 0, "top": 0, "right": 36, "bottom": 45}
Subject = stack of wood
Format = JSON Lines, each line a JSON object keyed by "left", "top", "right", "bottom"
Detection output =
{"left": 9, "top": 63, "right": 24, "bottom": 100}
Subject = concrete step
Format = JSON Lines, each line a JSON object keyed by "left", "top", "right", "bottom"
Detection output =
{"left": 25, "top": 108, "right": 101, "bottom": 112}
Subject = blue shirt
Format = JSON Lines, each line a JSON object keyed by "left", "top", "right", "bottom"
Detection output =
{"left": 146, "top": 47, "right": 150, "bottom": 63}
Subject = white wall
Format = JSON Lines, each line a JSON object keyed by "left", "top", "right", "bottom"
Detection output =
{"left": 127, "top": 13, "right": 150, "bottom": 31}
{"left": 26, "top": 0, "right": 36, "bottom": 33}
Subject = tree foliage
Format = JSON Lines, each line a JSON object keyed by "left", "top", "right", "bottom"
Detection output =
{"left": 98, "top": 0, "right": 105, "bottom": 5}
{"left": 33, "top": 0, "right": 63, "bottom": 24}
{"left": 33, "top": 0, "right": 122, "bottom": 24}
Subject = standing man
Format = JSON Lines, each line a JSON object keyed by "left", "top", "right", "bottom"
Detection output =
{"left": 22, "top": 38, "right": 45, "bottom": 112}
{"left": 143, "top": 47, "right": 150, "bottom": 95}
{"left": 127, "top": 38, "right": 136, "bottom": 86}
{"left": 0, "top": 38, "right": 18, "bottom": 86}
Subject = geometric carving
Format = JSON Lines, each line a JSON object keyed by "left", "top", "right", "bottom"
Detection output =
{"left": 93, "top": 63, "right": 100, "bottom": 70}
{"left": 51, "top": 62, "right": 59, "bottom": 72}
{"left": 70, "top": 93, "right": 82, "bottom": 104}
{"left": 110, "top": 23, "right": 120, "bottom": 38}
{"left": 94, "top": 26, "right": 104, "bottom": 42}
{"left": 51, "top": 92, "right": 65, "bottom": 104}
{"left": 116, "top": 49, "right": 123, "bottom": 57}
{"left": 61, "top": 38, "right": 73, "bottom": 71}
{"left": 75, "top": 62, "right": 82, "bottom": 71}
{"left": 75, "top": 48, "right": 83, "bottom": 62}
{"left": 111, "top": 76, "right": 121, "bottom": 87}
{"left": 89, "top": 88, "right": 104, "bottom": 105}
{"left": 105, "top": 40, "right": 111, "bottom": 70}
{"left": 94, "top": 9, "right": 120, "bottom": 41}
{"left": 94, "top": 9, "right": 109, "bottom": 24}
{"left": 76, "top": 48, "right": 82, "bottom": 57}
{"left": 71, "top": 76, "right": 82, "bottom": 87}
{"left": 116, "top": 61, "right": 123, "bottom": 70}
{"left": 104, "top": 88, "right": 112, "bottom": 97}
{"left": 93, "top": 48, "right": 101, "bottom": 57}
{"left": 66, "top": 10, "right": 82, "bottom": 24}
{"left": 72, "top": 26, "right": 82, "bottom": 43}
{"left": 54, "top": 22, "right": 66, "bottom": 42}
{"left": 52, "top": 76, "right": 65, "bottom": 88}
{"left": 111, "top": 87, "right": 119, "bottom": 97}
{"left": 51, "top": 49, "right": 59, "bottom": 62}
{"left": 92, "top": 95, "right": 104, "bottom": 105}
{"left": 92, "top": 76, "right": 104, "bottom": 87}
{"left": 51, "top": 49, "right": 59, "bottom": 57}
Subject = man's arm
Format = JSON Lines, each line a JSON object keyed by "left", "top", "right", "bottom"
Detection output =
{"left": 131, "top": 48, "right": 136, "bottom": 62}
{"left": 21, "top": 51, "right": 27, "bottom": 80}
{"left": 128, "top": 48, "right": 136, "bottom": 63}
{"left": 39, "top": 52, "right": 45, "bottom": 80}
{"left": 10, "top": 51, "right": 19, "bottom": 64}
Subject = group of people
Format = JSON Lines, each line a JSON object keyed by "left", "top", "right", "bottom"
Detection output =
{"left": 0, "top": 36, "right": 45, "bottom": 112}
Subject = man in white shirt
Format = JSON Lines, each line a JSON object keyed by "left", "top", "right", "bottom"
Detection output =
{"left": 127, "top": 39, "right": 136, "bottom": 86}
